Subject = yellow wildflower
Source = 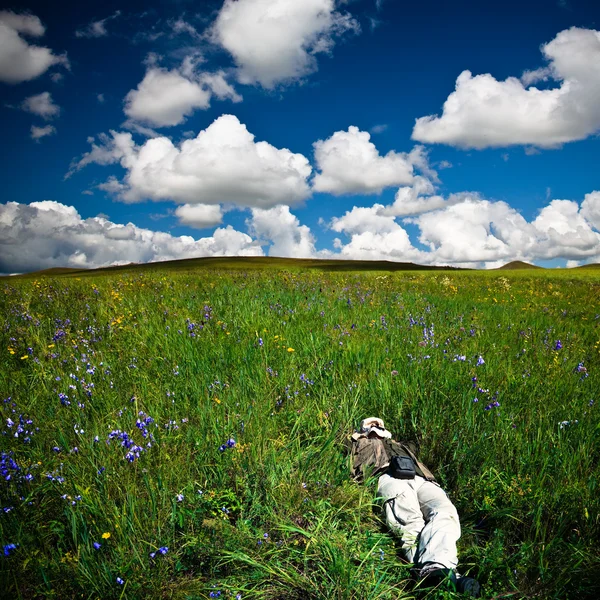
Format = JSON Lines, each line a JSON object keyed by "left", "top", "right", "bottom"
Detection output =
{"left": 102, "top": 532, "right": 111, "bottom": 539}
{"left": 287, "top": 347, "right": 295, "bottom": 353}
{"left": 21, "top": 355, "right": 28, "bottom": 360}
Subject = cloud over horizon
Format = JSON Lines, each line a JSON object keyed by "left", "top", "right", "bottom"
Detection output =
{"left": 0, "top": 200, "right": 262, "bottom": 275}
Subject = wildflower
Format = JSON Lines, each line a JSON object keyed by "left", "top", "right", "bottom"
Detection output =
{"left": 116, "top": 577, "right": 124, "bottom": 585}
{"left": 102, "top": 532, "right": 111, "bottom": 539}
{"left": 176, "top": 493, "right": 184, "bottom": 502}
{"left": 158, "top": 546, "right": 168, "bottom": 555}
{"left": 287, "top": 347, "right": 295, "bottom": 352}
{"left": 3, "top": 543, "right": 17, "bottom": 556}
{"left": 554, "top": 340, "right": 562, "bottom": 351}
{"left": 477, "top": 356, "right": 485, "bottom": 366}
{"left": 391, "top": 370, "right": 398, "bottom": 376}
{"left": 93, "top": 542, "right": 101, "bottom": 550}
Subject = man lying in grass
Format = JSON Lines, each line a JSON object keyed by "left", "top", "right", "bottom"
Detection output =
{"left": 349, "top": 417, "right": 481, "bottom": 597}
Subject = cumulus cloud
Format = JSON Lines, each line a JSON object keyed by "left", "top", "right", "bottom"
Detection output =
{"left": 175, "top": 203, "right": 223, "bottom": 229}
{"left": 0, "top": 11, "right": 69, "bottom": 83}
{"left": 30, "top": 124, "right": 56, "bottom": 141}
{"left": 21, "top": 91, "right": 60, "bottom": 119}
{"left": 328, "top": 182, "right": 600, "bottom": 266}
{"left": 412, "top": 27, "right": 600, "bottom": 149}
{"left": 532, "top": 199, "right": 600, "bottom": 259}
{"left": 331, "top": 204, "right": 421, "bottom": 261}
{"left": 312, "top": 127, "right": 429, "bottom": 195}
{"left": 0, "top": 200, "right": 263, "bottom": 275}
{"left": 70, "top": 114, "right": 312, "bottom": 208}
{"left": 123, "top": 64, "right": 241, "bottom": 127}
{"left": 409, "top": 200, "right": 536, "bottom": 263}
{"left": 75, "top": 10, "right": 121, "bottom": 38}
{"left": 581, "top": 191, "right": 600, "bottom": 231}
{"left": 248, "top": 205, "right": 317, "bottom": 257}
{"left": 211, "top": 0, "right": 360, "bottom": 88}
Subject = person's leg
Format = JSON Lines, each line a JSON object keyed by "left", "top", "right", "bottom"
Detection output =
{"left": 377, "top": 474, "right": 425, "bottom": 563}
{"left": 413, "top": 479, "right": 461, "bottom": 571}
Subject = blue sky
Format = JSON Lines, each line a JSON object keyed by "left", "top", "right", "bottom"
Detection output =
{"left": 1, "top": 0, "right": 600, "bottom": 274}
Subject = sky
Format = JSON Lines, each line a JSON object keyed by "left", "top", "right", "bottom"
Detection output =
{"left": 1, "top": 0, "right": 600, "bottom": 274}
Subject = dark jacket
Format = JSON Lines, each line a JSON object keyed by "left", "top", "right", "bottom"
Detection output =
{"left": 348, "top": 432, "right": 436, "bottom": 483}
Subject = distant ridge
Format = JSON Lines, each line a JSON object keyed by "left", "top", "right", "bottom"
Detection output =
{"left": 575, "top": 263, "right": 600, "bottom": 269}
{"left": 496, "top": 260, "right": 542, "bottom": 270}
{"left": 4, "top": 256, "right": 467, "bottom": 278}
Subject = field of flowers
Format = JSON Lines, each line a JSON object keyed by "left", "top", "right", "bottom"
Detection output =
{"left": 1, "top": 266, "right": 599, "bottom": 599}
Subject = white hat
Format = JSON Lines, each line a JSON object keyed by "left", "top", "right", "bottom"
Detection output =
{"left": 360, "top": 417, "right": 392, "bottom": 438}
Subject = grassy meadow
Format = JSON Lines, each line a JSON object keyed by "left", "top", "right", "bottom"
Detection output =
{"left": 1, "top": 263, "right": 599, "bottom": 599}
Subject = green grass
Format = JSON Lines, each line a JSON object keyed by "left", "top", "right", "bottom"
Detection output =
{"left": 1, "top": 265, "right": 599, "bottom": 599}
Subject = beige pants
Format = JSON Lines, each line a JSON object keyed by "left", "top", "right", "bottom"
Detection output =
{"left": 377, "top": 473, "right": 461, "bottom": 570}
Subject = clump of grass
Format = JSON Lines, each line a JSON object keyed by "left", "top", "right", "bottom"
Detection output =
{"left": 1, "top": 268, "right": 599, "bottom": 598}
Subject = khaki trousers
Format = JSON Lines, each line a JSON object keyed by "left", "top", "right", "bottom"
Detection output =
{"left": 377, "top": 473, "right": 461, "bottom": 570}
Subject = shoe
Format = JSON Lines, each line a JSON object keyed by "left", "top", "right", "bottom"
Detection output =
{"left": 418, "top": 567, "right": 458, "bottom": 590}
{"left": 456, "top": 576, "right": 481, "bottom": 598}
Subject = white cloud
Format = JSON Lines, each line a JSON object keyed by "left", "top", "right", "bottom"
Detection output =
{"left": 0, "top": 11, "right": 69, "bottom": 84}
{"left": 0, "top": 11, "right": 45, "bottom": 36}
{"left": 67, "top": 131, "right": 136, "bottom": 176}
{"left": 532, "top": 199, "right": 600, "bottom": 259}
{"left": 248, "top": 205, "right": 317, "bottom": 257}
{"left": 70, "top": 114, "right": 312, "bottom": 208}
{"left": 581, "top": 191, "right": 600, "bottom": 231}
{"left": 0, "top": 200, "right": 263, "bottom": 275}
{"left": 312, "top": 126, "right": 425, "bottom": 195}
{"left": 123, "top": 64, "right": 241, "bottom": 128}
{"left": 331, "top": 204, "right": 421, "bottom": 261}
{"left": 331, "top": 204, "right": 398, "bottom": 235}
{"left": 370, "top": 124, "right": 388, "bottom": 134}
{"left": 75, "top": 10, "right": 121, "bottom": 38}
{"left": 169, "top": 18, "right": 201, "bottom": 39}
{"left": 97, "top": 93, "right": 105, "bottom": 103}
{"left": 175, "top": 204, "right": 223, "bottom": 229}
{"left": 211, "top": 0, "right": 360, "bottom": 88}
{"left": 21, "top": 91, "right": 60, "bottom": 119}
{"left": 30, "top": 124, "right": 56, "bottom": 140}
{"left": 383, "top": 177, "right": 452, "bottom": 216}
{"left": 328, "top": 179, "right": 600, "bottom": 266}
{"left": 411, "top": 199, "right": 537, "bottom": 263}
{"left": 124, "top": 68, "right": 211, "bottom": 127}
{"left": 412, "top": 27, "right": 600, "bottom": 149}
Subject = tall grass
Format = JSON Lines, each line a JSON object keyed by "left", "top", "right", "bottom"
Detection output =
{"left": 1, "top": 268, "right": 599, "bottom": 599}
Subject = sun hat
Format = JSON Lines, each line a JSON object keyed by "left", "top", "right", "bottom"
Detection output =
{"left": 360, "top": 417, "right": 392, "bottom": 438}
